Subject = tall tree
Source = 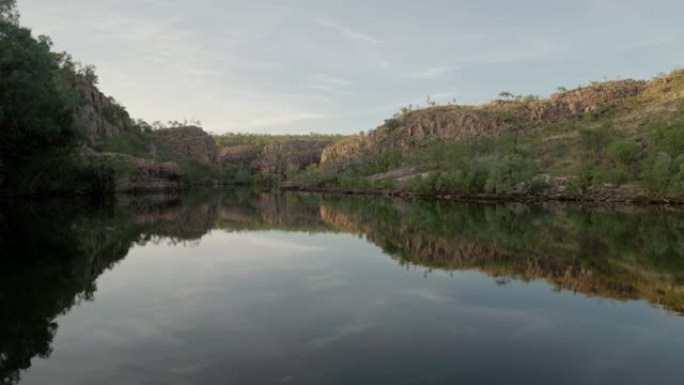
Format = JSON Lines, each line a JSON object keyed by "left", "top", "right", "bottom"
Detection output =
{"left": 0, "top": 0, "right": 18, "bottom": 23}
{"left": 0, "top": 18, "right": 82, "bottom": 181}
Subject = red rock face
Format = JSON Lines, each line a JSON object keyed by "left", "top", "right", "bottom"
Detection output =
{"left": 152, "top": 126, "right": 220, "bottom": 165}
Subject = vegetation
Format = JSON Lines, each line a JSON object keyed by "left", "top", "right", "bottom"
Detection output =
{"left": 3, "top": 0, "right": 684, "bottom": 201}
{"left": 214, "top": 132, "right": 345, "bottom": 147}
{"left": 0, "top": 8, "right": 85, "bottom": 193}
{"left": 0, "top": 3, "right": 225, "bottom": 194}
{"left": 291, "top": 69, "right": 684, "bottom": 201}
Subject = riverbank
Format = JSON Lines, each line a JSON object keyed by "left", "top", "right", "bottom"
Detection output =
{"left": 282, "top": 183, "right": 684, "bottom": 205}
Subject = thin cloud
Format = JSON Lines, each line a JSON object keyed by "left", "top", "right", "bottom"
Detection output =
{"left": 308, "top": 74, "right": 351, "bottom": 93}
{"left": 407, "top": 65, "right": 461, "bottom": 80}
{"left": 315, "top": 17, "right": 379, "bottom": 44}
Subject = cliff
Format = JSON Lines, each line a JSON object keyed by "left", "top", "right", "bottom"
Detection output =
{"left": 321, "top": 79, "right": 650, "bottom": 166}
{"left": 219, "top": 138, "right": 338, "bottom": 172}
{"left": 216, "top": 135, "right": 345, "bottom": 183}
{"left": 72, "top": 84, "right": 222, "bottom": 192}
{"left": 74, "top": 83, "right": 136, "bottom": 149}
{"left": 299, "top": 70, "right": 684, "bottom": 203}
{"left": 152, "top": 126, "right": 219, "bottom": 165}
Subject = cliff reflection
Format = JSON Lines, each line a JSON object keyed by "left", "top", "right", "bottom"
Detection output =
{"left": 2, "top": 190, "right": 684, "bottom": 383}
{"left": 319, "top": 198, "right": 684, "bottom": 314}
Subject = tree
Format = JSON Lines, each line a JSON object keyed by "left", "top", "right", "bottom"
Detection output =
{"left": 485, "top": 153, "right": 538, "bottom": 194}
{"left": 498, "top": 91, "right": 513, "bottom": 100}
{"left": 643, "top": 153, "right": 672, "bottom": 193}
{"left": 0, "top": 21, "right": 82, "bottom": 174}
{"left": 0, "top": 0, "right": 18, "bottom": 23}
{"left": 80, "top": 64, "right": 98, "bottom": 86}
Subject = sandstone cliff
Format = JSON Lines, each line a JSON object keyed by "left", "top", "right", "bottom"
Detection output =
{"left": 219, "top": 138, "right": 341, "bottom": 175}
{"left": 73, "top": 83, "right": 222, "bottom": 191}
{"left": 320, "top": 78, "right": 651, "bottom": 166}
{"left": 74, "top": 83, "right": 135, "bottom": 150}
{"left": 257, "top": 140, "right": 331, "bottom": 173}
{"left": 153, "top": 126, "right": 220, "bottom": 165}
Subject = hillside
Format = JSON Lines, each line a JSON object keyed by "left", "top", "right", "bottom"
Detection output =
{"left": 214, "top": 133, "right": 347, "bottom": 187}
{"left": 0, "top": 8, "right": 229, "bottom": 195}
{"left": 286, "top": 70, "right": 684, "bottom": 202}
{"left": 4, "top": 0, "right": 684, "bottom": 201}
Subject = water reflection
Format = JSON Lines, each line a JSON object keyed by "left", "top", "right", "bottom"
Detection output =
{"left": 2, "top": 190, "right": 684, "bottom": 383}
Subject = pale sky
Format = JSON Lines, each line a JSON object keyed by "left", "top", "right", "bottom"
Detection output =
{"left": 18, "top": 0, "right": 684, "bottom": 134}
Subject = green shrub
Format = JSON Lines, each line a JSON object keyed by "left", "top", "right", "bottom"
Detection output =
{"left": 607, "top": 139, "right": 641, "bottom": 166}
{"left": 579, "top": 125, "right": 618, "bottom": 160}
{"left": 643, "top": 153, "right": 672, "bottom": 192}
{"left": 485, "top": 153, "right": 539, "bottom": 194}
{"left": 653, "top": 124, "right": 684, "bottom": 157}
{"left": 668, "top": 155, "right": 684, "bottom": 193}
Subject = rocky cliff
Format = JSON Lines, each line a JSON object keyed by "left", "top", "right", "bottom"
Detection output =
{"left": 219, "top": 138, "right": 341, "bottom": 175}
{"left": 73, "top": 84, "right": 222, "bottom": 192}
{"left": 320, "top": 78, "right": 651, "bottom": 165}
{"left": 257, "top": 140, "right": 331, "bottom": 173}
{"left": 74, "top": 83, "right": 135, "bottom": 150}
{"left": 153, "top": 126, "right": 220, "bottom": 165}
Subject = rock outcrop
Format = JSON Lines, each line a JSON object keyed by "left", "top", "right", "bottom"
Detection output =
{"left": 153, "top": 126, "right": 220, "bottom": 165}
{"left": 525, "top": 79, "right": 645, "bottom": 121}
{"left": 257, "top": 140, "right": 331, "bottom": 173}
{"left": 320, "top": 79, "right": 649, "bottom": 166}
{"left": 74, "top": 83, "right": 134, "bottom": 149}
{"left": 220, "top": 139, "right": 338, "bottom": 174}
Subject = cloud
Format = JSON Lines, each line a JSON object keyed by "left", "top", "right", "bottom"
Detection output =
{"left": 407, "top": 65, "right": 461, "bottom": 80}
{"left": 249, "top": 112, "right": 329, "bottom": 128}
{"left": 307, "top": 74, "right": 351, "bottom": 93}
{"left": 314, "top": 17, "right": 379, "bottom": 44}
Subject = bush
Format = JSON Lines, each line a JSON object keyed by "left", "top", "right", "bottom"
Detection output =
{"left": 642, "top": 153, "right": 672, "bottom": 193}
{"left": 653, "top": 124, "right": 684, "bottom": 157}
{"left": 607, "top": 139, "right": 641, "bottom": 166}
{"left": 579, "top": 125, "right": 618, "bottom": 160}
{"left": 668, "top": 155, "right": 684, "bottom": 193}
{"left": 485, "top": 153, "right": 538, "bottom": 194}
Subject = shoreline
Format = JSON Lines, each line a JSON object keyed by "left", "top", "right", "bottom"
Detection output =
{"left": 281, "top": 185, "right": 684, "bottom": 205}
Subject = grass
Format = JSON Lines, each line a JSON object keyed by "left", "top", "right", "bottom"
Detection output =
{"left": 292, "top": 69, "right": 684, "bottom": 198}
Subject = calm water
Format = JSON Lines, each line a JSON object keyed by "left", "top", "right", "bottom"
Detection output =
{"left": 3, "top": 190, "right": 684, "bottom": 385}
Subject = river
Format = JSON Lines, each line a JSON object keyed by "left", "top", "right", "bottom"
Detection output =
{"left": 2, "top": 189, "right": 684, "bottom": 384}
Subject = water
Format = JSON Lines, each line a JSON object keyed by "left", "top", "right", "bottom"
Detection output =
{"left": 2, "top": 189, "right": 684, "bottom": 384}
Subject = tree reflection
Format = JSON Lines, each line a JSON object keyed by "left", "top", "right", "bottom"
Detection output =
{"left": 319, "top": 197, "right": 684, "bottom": 314}
{"left": 3, "top": 190, "right": 684, "bottom": 383}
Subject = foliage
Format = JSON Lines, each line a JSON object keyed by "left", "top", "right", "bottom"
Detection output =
{"left": 653, "top": 123, "right": 684, "bottom": 157}
{"left": 214, "top": 133, "right": 345, "bottom": 147}
{"left": 0, "top": 19, "right": 87, "bottom": 192}
{"left": 642, "top": 153, "right": 672, "bottom": 193}
{"left": 485, "top": 153, "right": 539, "bottom": 194}
{"left": 0, "top": 0, "right": 18, "bottom": 23}
{"left": 607, "top": 139, "right": 641, "bottom": 166}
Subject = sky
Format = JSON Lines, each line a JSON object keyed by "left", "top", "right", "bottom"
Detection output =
{"left": 18, "top": 0, "right": 684, "bottom": 135}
